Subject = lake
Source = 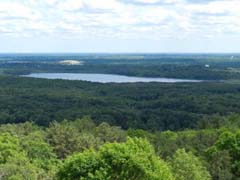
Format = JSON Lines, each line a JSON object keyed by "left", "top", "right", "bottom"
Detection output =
{"left": 21, "top": 73, "right": 203, "bottom": 83}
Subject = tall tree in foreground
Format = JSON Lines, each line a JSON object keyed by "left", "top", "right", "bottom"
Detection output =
{"left": 169, "top": 149, "right": 211, "bottom": 180}
{"left": 0, "top": 133, "right": 40, "bottom": 179}
{"left": 57, "top": 137, "right": 174, "bottom": 180}
{"left": 207, "top": 130, "right": 240, "bottom": 179}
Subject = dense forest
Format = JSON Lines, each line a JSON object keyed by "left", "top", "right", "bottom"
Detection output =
{"left": 1, "top": 75, "right": 240, "bottom": 130}
{"left": 0, "top": 115, "right": 240, "bottom": 179}
{"left": 1, "top": 54, "right": 240, "bottom": 179}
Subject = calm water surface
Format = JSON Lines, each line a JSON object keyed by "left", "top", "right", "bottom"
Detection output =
{"left": 22, "top": 73, "right": 203, "bottom": 83}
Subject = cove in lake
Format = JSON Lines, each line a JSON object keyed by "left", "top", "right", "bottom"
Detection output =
{"left": 21, "top": 73, "right": 203, "bottom": 83}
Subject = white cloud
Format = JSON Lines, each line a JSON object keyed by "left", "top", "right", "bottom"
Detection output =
{"left": 84, "top": 0, "right": 120, "bottom": 10}
{"left": 123, "top": 0, "right": 182, "bottom": 4}
{"left": 0, "top": 2, "right": 41, "bottom": 20}
{"left": 186, "top": 0, "right": 240, "bottom": 15}
{"left": 134, "top": 0, "right": 160, "bottom": 3}
{"left": 57, "top": 0, "right": 84, "bottom": 11}
{"left": 0, "top": 0, "right": 240, "bottom": 41}
{"left": 45, "top": 0, "right": 59, "bottom": 6}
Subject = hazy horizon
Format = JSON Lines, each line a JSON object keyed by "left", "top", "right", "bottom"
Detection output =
{"left": 0, "top": 52, "right": 240, "bottom": 54}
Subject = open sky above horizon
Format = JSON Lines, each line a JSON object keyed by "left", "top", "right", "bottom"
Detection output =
{"left": 0, "top": 0, "right": 240, "bottom": 53}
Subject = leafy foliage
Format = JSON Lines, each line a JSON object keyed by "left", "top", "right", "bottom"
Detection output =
{"left": 46, "top": 120, "right": 126, "bottom": 159}
{"left": 207, "top": 130, "right": 240, "bottom": 179}
{"left": 169, "top": 149, "right": 211, "bottom": 180}
{"left": 0, "top": 133, "right": 48, "bottom": 179}
{"left": 57, "top": 137, "right": 174, "bottom": 180}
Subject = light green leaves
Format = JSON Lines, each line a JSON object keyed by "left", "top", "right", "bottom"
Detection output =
{"left": 57, "top": 138, "right": 174, "bottom": 180}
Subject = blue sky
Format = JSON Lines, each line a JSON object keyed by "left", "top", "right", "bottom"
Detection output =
{"left": 0, "top": 0, "right": 240, "bottom": 53}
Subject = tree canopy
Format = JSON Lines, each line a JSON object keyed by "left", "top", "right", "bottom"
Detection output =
{"left": 169, "top": 149, "right": 211, "bottom": 180}
{"left": 57, "top": 137, "right": 174, "bottom": 180}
